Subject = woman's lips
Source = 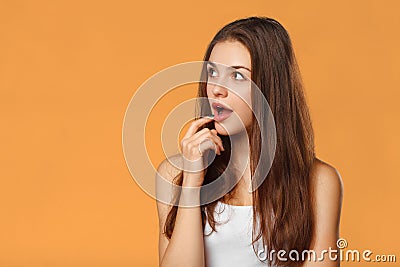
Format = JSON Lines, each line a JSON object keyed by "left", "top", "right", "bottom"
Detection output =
{"left": 211, "top": 102, "right": 233, "bottom": 122}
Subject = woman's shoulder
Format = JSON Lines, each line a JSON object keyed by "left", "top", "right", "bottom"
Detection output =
{"left": 155, "top": 156, "right": 183, "bottom": 216}
{"left": 156, "top": 155, "right": 183, "bottom": 183}
{"left": 311, "top": 157, "right": 344, "bottom": 194}
{"left": 307, "top": 158, "right": 343, "bottom": 253}
{"left": 310, "top": 157, "right": 344, "bottom": 219}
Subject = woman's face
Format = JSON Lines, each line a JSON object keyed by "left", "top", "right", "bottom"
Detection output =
{"left": 206, "top": 40, "right": 253, "bottom": 136}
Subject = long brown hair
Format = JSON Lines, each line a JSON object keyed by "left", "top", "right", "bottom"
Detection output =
{"left": 164, "top": 16, "right": 316, "bottom": 266}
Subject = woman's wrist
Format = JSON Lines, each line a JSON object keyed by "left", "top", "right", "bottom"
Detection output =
{"left": 182, "top": 172, "right": 204, "bottom": 188}
{"left": 179, "top": 180, "right": 202, "bottom": 207}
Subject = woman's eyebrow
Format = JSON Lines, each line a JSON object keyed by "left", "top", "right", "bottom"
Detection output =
{"left": 231, "top": 65, "right": 251, "bottom": 72}
{"left": 207, "top": 62, "right": 251, "bottom": 72}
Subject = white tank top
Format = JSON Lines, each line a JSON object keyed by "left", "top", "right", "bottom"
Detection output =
{"left": 204, "top": 201, "right": 270, "bottom": 266}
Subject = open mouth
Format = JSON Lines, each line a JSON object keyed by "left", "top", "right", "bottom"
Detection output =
{"left": 211, "top": 102, "right": 233, "bottom": 122}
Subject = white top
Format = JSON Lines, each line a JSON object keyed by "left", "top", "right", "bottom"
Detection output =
{"left": 204, "top": 201, "right": 270, "bottom": 267}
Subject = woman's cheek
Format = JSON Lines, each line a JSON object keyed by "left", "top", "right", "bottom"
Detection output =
{"left": 236, "top": 97, "right": 252, "bottom": 124}
{"left": 242, "top": 107, "right": 253, "bottom": 129}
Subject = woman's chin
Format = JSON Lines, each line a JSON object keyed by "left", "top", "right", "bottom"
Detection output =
{"left": 214, "top": 122, "right": 245, "bottom": 136}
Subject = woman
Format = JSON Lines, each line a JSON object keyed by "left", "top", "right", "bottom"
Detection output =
{"left": 156, "top": 16, "right": 343, "bottom": 267}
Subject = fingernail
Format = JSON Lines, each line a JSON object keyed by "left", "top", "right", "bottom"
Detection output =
{"left": 205, "top": 115, "right": 214, "bottom": 119}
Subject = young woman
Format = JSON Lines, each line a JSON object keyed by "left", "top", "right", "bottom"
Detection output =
{"left": 156, "top": 16, "right": 343, "bottom": 267}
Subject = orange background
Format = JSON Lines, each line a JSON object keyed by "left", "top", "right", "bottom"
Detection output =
{"left": 1, "top": 1, "right": 399, "bottom": 266}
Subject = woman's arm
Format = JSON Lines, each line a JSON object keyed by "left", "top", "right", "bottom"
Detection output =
{"left": 156, "top": 117, "right": 223, "bottom": 267}
{"left": 156, "top": 160, "right": 205, "bottom": 267}
{"left": 303, "top": 159, "right": 344, "bottom": 267}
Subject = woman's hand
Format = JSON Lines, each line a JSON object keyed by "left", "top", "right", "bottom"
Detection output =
{"left": 180, "top": 117, "right": 224, "bottom": 187}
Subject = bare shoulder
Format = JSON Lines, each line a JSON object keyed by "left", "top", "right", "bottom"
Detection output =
{"left": 156, "top": 156, "right": 183, "bottom": 262}
{"left": 156, "top": 155, "right": 182, "bottom": 184}
{"left": 311, "top": 157, "right": 344, "bottom": 200}
{"left": 155, "top": 155, "right": 183, "bottom": 215}
{"left": 310, "top": 157, "right": 344, "bottom": 242}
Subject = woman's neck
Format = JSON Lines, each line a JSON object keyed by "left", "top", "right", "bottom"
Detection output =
{"left": 229, "top": 130, "right": 250, "bottom": 166}
{"left": 222, "top": 131, "right": 253, "bottom": 206}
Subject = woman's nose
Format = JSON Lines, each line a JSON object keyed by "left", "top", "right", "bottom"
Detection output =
{"left": 210, "top": 83, "right": 228, "bottom": 97}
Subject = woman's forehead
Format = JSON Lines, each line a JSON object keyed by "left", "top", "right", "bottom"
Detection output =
{"left": 209, "top": 41, "right": 251, "bottom": 70}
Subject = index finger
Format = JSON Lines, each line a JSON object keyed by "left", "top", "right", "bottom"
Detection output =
{"left": 183, "top": 116, "right": 214, "bottom": 139}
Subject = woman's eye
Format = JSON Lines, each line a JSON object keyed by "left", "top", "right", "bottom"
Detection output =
{"left": 233, "top": 71, "right": 245, "bottom": 80}
{"left": 207, "top": 68, "right": 218, "bottom": 77}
